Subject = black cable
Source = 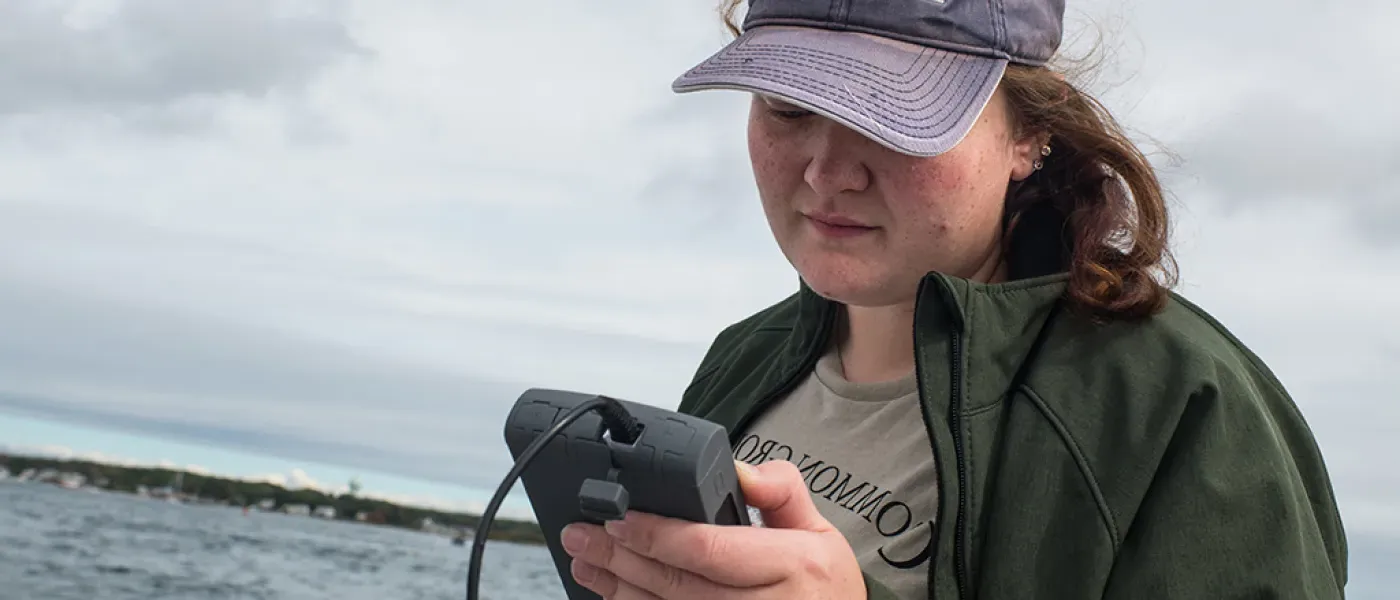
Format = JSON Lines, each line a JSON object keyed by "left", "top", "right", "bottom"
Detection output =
{"left": 467, "top": 396, "right": 642, "bottom": 600}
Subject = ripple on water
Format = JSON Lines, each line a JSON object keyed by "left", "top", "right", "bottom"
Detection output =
{"left": 1, "top": 482, "right": 566, "bottom": 600}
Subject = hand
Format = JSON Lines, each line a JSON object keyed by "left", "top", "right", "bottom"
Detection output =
{"left": 559, "top": 459, "right": 867, "bottom": 599}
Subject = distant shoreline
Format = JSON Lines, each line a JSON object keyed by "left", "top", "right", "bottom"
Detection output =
{"left": 0, "top": 453, "right": 546, "bottom": 546}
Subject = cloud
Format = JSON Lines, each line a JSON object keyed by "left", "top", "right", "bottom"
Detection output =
{"left": 234, "top": 468, "right": 534, "bottom": 518}
{"left": 246, "top": 472, "right": 289, "bottom": 487}
{"left": 285, "top": 468, "right": 320, "bottom": 491}
{"left": 0, "top": 0, "right": 366, "bottom": 116}
{"left": 1053, "top": 0, "right": 1400, "bottom": 243}
{"left": 1, "top": 443, "right": 211, "bottom": 477}
{"left": 1165, "top": 86, "right": 1399, "bottom": 242}
{"left": 0, "top": 443, "right": 144, "bottom": 467}
{"left": 0, "top": 228, "right": 551, "bottom": 490}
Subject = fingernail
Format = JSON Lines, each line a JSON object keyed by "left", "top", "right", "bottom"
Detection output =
{"left": 603, "top": 518, "right": 627, "bottom": 539}
{"left": 561, "top": 525, "right": 587, "bottom": 554}
{"left": 571, "top": 560, "right": 598, "bottom": 584}
{"left": 735, "top": 460, "right": 756, "bottom": 476}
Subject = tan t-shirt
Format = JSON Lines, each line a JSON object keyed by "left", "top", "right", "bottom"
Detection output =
{"left": 733, "top": 345, "right": 938, "bottom": 600}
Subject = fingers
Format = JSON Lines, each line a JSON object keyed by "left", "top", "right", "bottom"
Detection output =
{"left": 599, "top": 511, "right": 812, "bottom": 587}
{"left": 559, "top": 461, "right": 840, "bottom": 596}
{"left": 564, "top": 522, "right": 725, "bottom": 600}
{"left": 570, "top": 559, "right": 664, "bottom": 600}
{"left": 735, "top": 460, "right": 834, "bottom": 532}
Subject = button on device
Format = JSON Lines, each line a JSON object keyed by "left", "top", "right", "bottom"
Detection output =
{"left": 656, "top": 419, "right": 698, "bottom": 477}
{"left": 656, "top": 418, "right": 696, "bottom": 449}
{"left": 516, "top": 402, "right": 560, "bottom": 437}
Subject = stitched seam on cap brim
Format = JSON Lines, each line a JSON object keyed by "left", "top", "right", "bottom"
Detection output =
{"left": 696, "top": 50, "right": 987, "bottom": 128}
{"left": 685, "top": 35, "right": 1001, "bottom": 133}
{"left": 673, "top": 81, "right": 960, "bottom": 157}
{"left": 716, "top": 45, "right": 960, "bottom": 100}
{"left": 675, "top": 54, "right": 1005, "bottom": 156}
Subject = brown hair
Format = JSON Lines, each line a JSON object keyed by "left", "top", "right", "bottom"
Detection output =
{"left": 717, "top": 1, "right": 1178, "bottom": 322}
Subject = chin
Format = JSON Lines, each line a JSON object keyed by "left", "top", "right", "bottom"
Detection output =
{"left": 797, "top": 264, "right": 913, "bottom": 308}
{"left": 775, "top": 234, "right": 919, "bottom": 307}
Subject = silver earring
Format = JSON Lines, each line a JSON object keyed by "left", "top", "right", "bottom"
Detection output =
{"left": 1033, "top": 144, "right": 1050, "bottom": 170}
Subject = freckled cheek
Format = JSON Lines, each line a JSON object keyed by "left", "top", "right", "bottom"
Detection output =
{"left": 907, "top": 163, "right": 974, "bottom": 194}
{"left": 749, "top": 156, "right": 801, "bottom": 233}
{"left": 887, "top": 163, "right": 967, "bottom": 206}
{"left": 883, "top": 167, "right": 982, "bottom": 237}
{"left": 752, "top": 160, "right": 785, "bottom": 204}
{"left": 750, "top": 147, "right": 805, "bottom": 206}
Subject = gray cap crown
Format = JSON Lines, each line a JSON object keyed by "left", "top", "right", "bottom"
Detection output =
{"left": 743, "top": 0, "right": 1065, "bottom": 65}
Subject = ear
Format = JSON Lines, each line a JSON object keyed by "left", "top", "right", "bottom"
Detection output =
{"left": 1009, "top": 130, "right": 1051, "bottom": 182}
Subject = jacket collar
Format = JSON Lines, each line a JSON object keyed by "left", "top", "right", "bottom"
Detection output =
{"left": 789, "top": 271, "right": 1070, "bottom": 411}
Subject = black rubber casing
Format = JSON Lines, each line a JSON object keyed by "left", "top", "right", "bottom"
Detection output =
{"left": 502, "top": 388, "right": 750, "bottom": 599}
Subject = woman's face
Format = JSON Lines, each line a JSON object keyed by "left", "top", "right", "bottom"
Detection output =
{"left": 747, "top": 89, "right": 1042, "bottom": 308}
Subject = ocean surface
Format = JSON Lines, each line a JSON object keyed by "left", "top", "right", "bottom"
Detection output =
{"left": 2, "top": 480, "right": 1394, "bottom": 599}
{"left": 0, "top": 481, "right": 563, "bottom": 600}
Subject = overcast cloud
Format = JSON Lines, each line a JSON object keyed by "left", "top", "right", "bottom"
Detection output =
{"left": 1, "top": 0, "right": 1396, "bottom": 589}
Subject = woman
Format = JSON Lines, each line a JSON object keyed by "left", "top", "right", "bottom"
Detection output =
{"left": 559, "top": 0, "right": 1349, "bottom": 598}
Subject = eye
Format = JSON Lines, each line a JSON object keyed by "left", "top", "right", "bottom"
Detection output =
{"left": 761, "top": 96, "right": 812, "bottom": 120}
{"left": 772, "top": 107, "right": 812, "bottom": 120}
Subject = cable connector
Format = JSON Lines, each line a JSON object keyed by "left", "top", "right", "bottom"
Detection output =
{"left": 595, "top": 396, "right": 643, "bottom": 445}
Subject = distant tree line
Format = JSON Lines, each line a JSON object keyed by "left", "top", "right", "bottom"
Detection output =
{"left": 0, "top": 453, "right": 544, "bottom": 545}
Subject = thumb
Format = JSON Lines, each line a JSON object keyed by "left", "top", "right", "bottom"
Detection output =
{"left": 735, "top": 460, "right": 832, "bottom": 532}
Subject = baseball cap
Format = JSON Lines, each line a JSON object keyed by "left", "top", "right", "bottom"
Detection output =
{"left": 672, "top": 0, "right": 1065, "bottom": 157}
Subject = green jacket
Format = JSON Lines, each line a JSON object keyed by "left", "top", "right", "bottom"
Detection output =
{"left": 677, "top": 271, "right": 1348, "bottom": 599}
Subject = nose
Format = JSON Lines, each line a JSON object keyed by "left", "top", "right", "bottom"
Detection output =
{"left": 803, "top": 120, "right": 871, "bottom": 199}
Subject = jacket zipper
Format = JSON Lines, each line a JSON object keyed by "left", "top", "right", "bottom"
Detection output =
{"left": 913, "top": 294, "right": 968, "bottom": 600}
{"left": 911, "top": 330, "right": 943, "bottom": 600}
{"left": 949, "top": 328, "right": 969, "bottom": 600}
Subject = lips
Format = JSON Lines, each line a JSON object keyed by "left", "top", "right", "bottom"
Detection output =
{"left": 803, "top": 211, "right": 877, "bottom": 238}
{"left": 805, "top": 211, "right": 872, "bottom": 228}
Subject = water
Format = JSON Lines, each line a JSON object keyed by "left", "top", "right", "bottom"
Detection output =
{"left": 4, "top": 481, "right": 1394, "bottom": 599}
{"left": 0, "top": 482, "right": 564, "bottom": 600}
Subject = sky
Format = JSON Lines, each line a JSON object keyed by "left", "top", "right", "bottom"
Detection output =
{"left": 0, "top": 0, "right": 1396, "bottom": 593}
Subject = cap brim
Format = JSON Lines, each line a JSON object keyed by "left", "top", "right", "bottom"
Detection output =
{"left": 672, "top": 25, "right": 1007, "bottom": 158}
